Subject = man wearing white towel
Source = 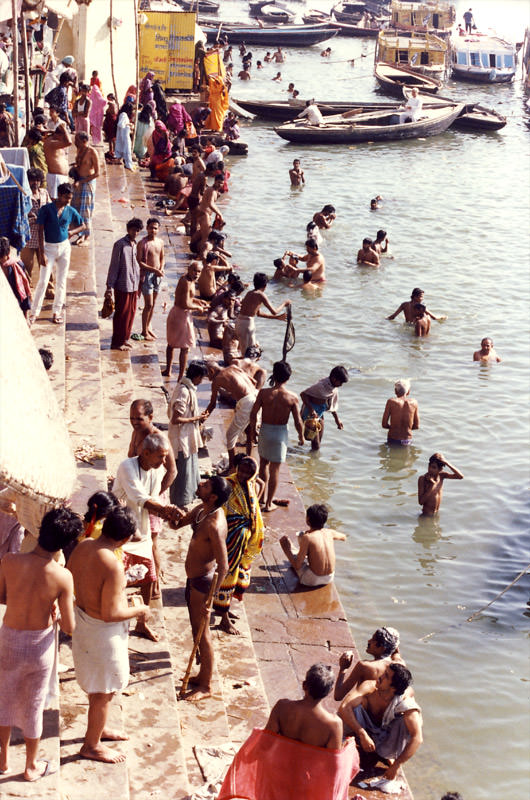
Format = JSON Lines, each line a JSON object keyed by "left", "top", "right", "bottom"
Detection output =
{"left": 68, "top": 506, "right": 152, "bottom": 764}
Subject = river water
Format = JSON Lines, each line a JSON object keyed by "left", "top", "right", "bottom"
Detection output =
{"left": 201, "top": 0, "right": 530, "bottom": 795}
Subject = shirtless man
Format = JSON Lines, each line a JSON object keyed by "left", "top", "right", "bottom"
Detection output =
{"left": 335, "top": 627, "right": 403, "bottom": 701}
{"left": 313, "top": 204, "right": 336, "bottom": 229}
{"left": 164, "top": 166, "right": 189, "bottom": 212}
{"left": 68, "top": 507, "right": 152, "bottom": 763}
{"left": 71, "top": 131, "right": 99, "bottom": 245}
{"left": 289, "top": 238, "right": 326, "bottom": 282}
{"left": 250, "top": 360, "right": 304, "bottom": 512}
{"left": 238, "top": 66, "right": 251, "bottom": 80}
{"left": 357, "top": 238, "right": 380, "bottom": 267}
{"left": 280, "top": 503, "right": 345, "bottom": 587}
{"left": 163, "top": 261, "right": 208, "bottom": 380}
{"left": 413, "top": 303, "right": 431, "bottom": 336}
{"left": 381, "top": 379, "right": 419, "bottom": 446}
{"left": 206, "top": 359, "right": 266, "bottom": 468}
{"left": 198, "top": 251, "right": 232, "bottom": 300}
{"left": 273, "top": 47, "right": 285, "bottom": 63}
{"left": 235, "top": 272, "right": 291, "bottom": 356}
{"left": 137, "top": 217, "right": 165, "bottom": 340}
{"left": 0, "top": 508, "right": 81, "bottom": 781}
{"left": 43, "top": 122, "right": 71, "bottom": 199}
{"left": 190, "top": 145, "right": 206, "bottom": 179}
{"left": 289, "top": 158, "right": 305, "bottom": 186}
{"left": 128, "top": 399, "right": 177, "bottom": 596}
{"left": 174, "top": 476, "right": 231, "bottom": 700}
{"left": 338, "top": 663, "right": 423, "bottom": 781}
{"left": 418, "top": 453, "right": 464, "bottom": 516}
{"left": 265, "top": 663, "right": 342, "bottom": 748}
{"left": 473, "top": 337, "right": 501, "bottom": 363}
{"left": 190, "top": 173, "right": 225, "bottom": 258}
{"left": 186, "top": 162, "right": 216, "bottom": 239}
{"left": 387, "top": 288, "right": 446, "bottom": 323}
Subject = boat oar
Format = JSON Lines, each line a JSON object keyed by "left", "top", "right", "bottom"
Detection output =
{"left": 179, "top": 572, "right": 218, "bottom": 698}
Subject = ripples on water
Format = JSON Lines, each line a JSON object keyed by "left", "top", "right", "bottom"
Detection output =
{"left": 212, "top": 1, "right": 530, "bottom": 795}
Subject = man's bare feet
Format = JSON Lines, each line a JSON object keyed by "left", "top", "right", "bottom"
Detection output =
{"left": 228, "top": 609, "right": 240, "bottom": 620}
{"left": 272, "top": 498, "right": 290, "bottom": 507}
{"left": 112, "top": 344, "right": 130, "bottom": 351}
{"left": 80, "top": 744, "right": 126, "bottom": 763}
{"left": 184, "top": 684, "right": 211, "bottom": 702}
{"left": 219, "top": 614, "right": 241, "bottom": 635}
{"left": 24, "top": 760, "right": 56, "bottom": 781}
{"left": 133, "top": 620, "right": 159, "bottom": 642}
{"left": 101, "top": 728, "right": 129, "bottom": 742}
{"left": 147, "top": 330, "right": 157, "bottom": 340}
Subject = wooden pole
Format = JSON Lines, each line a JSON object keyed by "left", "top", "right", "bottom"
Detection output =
{"left": 179, "top": 573, "right": 217, "bottom": 698}
{"left": 109, "top": 0, "right": 118, "bottom": 103}
{"left": 11, "top": 0, "right": 19, "bottom": 142}
{"left": 132, "top": 0, "right": 140, "bottom": 148}
{"left": 20, "top": 11, "right": 31, "bottom": 130}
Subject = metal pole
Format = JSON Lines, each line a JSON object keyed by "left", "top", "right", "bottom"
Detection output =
{"left": 20, "top": 11, "right": 31, "bottom": 129}
{"left": 11, "top": 0, "right": 19, "bottom": 142}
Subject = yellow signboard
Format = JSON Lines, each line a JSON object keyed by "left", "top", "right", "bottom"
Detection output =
{"left": 139, "top": 11, "right": 195, "bottom": 91}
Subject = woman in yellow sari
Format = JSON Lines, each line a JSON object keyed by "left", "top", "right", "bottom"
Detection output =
{"left": 214, "top": 457, "right": 264, "bottom": 634}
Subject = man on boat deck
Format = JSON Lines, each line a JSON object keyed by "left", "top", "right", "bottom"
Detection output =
{"left": 463, "top": 8, "right": 474, "bottom": 33}
{"left": 399, "top": 87, "right": 423, "bottom": 123}
{"left": 297, "top": 100, "right": 324, "bottom": 127}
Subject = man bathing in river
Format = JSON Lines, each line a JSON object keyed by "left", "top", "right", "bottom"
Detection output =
{"left": 313, "top": 204, "right": 336, "bottom": 229}
{"left": 418, "top": 453, "right": 464, "bottom": 516}
{"left": 280, "top": 503, "right": 345, "bottom": 587}
{"left": 235, "top": 272, "right": 291, "bottom": 356}
{"left": 357, "top": 238, "right": 380, "bottom": 267}
{"left": 387, "top": 288, "right": 446, "bottom": 323}
{"left": 68, "top": 507, "right": 152, "bottom": 764}
{"left": 266, "top": 663, "right": 342, "bottom": 748}
{"left": 338, "top": 663, "right": 423, "bottom": 782}
{"left": 382, "top": 379, "right": 419, "bottom": 446}
{"left": 288, "top": 239, "right": 326, "bottom": 282}
{"left": 335, "top": 627, "right": 404, "bottom": 700}
{"left": 250, "top": 360, "right": 304, "bottom": 512}
{"left": 206, "top": 359, "right": 266, "bottom": 469}
{"left": 289, "top": 158, "right": 305, "bottom": 186}
{"left": 473, "top": 337, "right": 501, "bottom": 363}
{"left": 300, "top": 365, "right": 348, "bottom": 450}
{"left": 174, "top": 477, "right": 231, "bottom": 700}
{"left": 413, "top": 303, "right": 431, "bottom": 337}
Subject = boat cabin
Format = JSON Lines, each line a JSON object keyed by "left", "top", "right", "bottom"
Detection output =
{"left": 376, "top": 29, "right": 448, "bottom": 75}
{"left": 451, "top": 34, "right": 516, "bottom": 83}
{"left": 390, "top": 1, "right": 455, "bottom": 35}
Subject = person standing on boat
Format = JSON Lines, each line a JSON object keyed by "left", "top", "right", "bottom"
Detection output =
{"left": 463, "top": 8, "right": 474, "bottom": 34}
{"left": 297, "top": 100, "right": 324, "bottom": 127}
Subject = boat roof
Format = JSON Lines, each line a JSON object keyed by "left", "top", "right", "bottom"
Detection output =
{"left": 451, "top": 33, "right": 515, "bottom": 53}
{"left": 378, "top": 29, "right": 447, "bottom": 51}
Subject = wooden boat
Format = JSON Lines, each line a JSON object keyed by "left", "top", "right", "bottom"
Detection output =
{"left": 375, "top": 29, "right": 448, "bottom": 78}
{"left": 452, "top": 103, "right": 507, "bottom": 131}
{"left": 450, "top": 33, "right": 516, "bottom": 83}
{"left": 274, "top": 101, "right": 464, "bottom": 143}
{"left": 331, "top": 1, "right": 368, "bottom": 24}
{"left": 390, "top": 0, "right": 455, "bottom": 36}
{"left": 202, "top": 22, "right": 339, "bottom": 47}
{"left": 249, "top": 1, "right": 295, "bottom": 25}
{"left": 179, "top": 0, "right": 219, "bottom": 12}
{"left": 375, "top": 61, "right": 442, "bottom": 95}
{"left": 233, "top": 97, "right": 405, "bottom": 120}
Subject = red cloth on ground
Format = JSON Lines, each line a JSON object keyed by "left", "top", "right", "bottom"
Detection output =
{"left": 111, "top": 289, "right": 137, "bottom": 348}
{"left": 218, "top": 728, "right": 360, "bottom": 800}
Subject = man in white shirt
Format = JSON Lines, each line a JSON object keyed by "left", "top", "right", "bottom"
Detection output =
{"left": 112, "top": 433, "right": 180, "bottom": 640}
{"left": 297, "top": 100, "right": 324, "bottom": 127}
{"left": 399, "top": 88, "right": 423, "bottom": 123}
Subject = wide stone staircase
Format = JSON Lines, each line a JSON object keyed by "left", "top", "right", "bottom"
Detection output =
{"left": 0, "top": 152, "right": 411, "bottom": 800}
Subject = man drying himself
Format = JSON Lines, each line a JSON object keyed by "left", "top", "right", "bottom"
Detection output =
{"left": 387, "top": 287, "right": 446, "bottom": 323}
{"left": 235, "top": 272, "right": 291, "bottom": 357}
{"left": 250, "top": 360, "right": 304, "bottom": 513}
{"left": 163, "top": 260, "right": 208, "bottom": 381}
{"left": 280, "top": 503, "right": 345, "bottom": 587}
{"left": 266, "top": 663, "right": 342, "bottom": 747}
{"left": 137, "top": 217, "right": 165, "bottom": 341}
{"left": 381, "top": 378, "right": 419, "bottom": 446}
{"left": 300, "top": 365, "right": 348, "bottom": 451}
{"left": 418, "top": 453, "right": 464, "bottom": 516}
{"left": 174, "top": 476, "right": 231, "bottom": 700}
{"left": 0, "top": 508, "right": 82, "bottom": 781}
{"left": 68, "top": 507, "right": 152, "bottom": 764}
{"left": 105, "top": 218, "right": 144, "bottom": 351}
{"left": 335, "top": 627, "right": 404, "bottom": 700}
{"left": 338, "top": 663, "right": 423, "bottom": 782}
{"left": 205, "top": 358, "right": 266, "bottom": 469}
{"left": 213, "top": 457, "right": 264, "bottom": 635}
{"left": 71, "top": 131, "right": 99, "bottom": 246}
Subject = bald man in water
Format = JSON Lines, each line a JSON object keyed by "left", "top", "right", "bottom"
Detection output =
{"left": 382, "top": 379, "right": 419, "bottom": 446}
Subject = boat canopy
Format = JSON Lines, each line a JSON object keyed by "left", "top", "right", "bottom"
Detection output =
{"left": 451, "top": 36, "right": 516, "bottom": 70}
{"left": 376, "top": 29, "right": 447, "bottom": 67}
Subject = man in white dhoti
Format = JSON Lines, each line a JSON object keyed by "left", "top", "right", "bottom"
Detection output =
{"left": 0, "top": 508, "right": 82, "bottom": 781}
{"left": 68, "top": 506, "right": 152, "bottom": 764}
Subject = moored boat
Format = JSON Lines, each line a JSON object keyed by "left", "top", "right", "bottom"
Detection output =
{"left": 274, "top": 101, "right": 464, "bottom": 143}
{"left": 403, "top": 89, "right": 507, "bottom": 131}
{"left": 248, "top": 1, "right": 295, "bottom": 25}
{"left": 390, "top": 0, "right": 455, "bottom": 37}
{"left": 233, "top": 97, "right": 405, "bottom": 120}
{"left": 375, "top": 28, "right": 448, "bottom": 78}
{"left": 332, "top": 1, "right": 368, "bottom": 24}
{"left": 179, "top": 0, "right": 219, "bottom": 12}
{"left": 375, "top": 61, "right": 442, "bottom": 95}
{"left": 202, "top": 22, "right": 339, "bottom": 47}
{"left": 450, "top": 32, "right": 516, "bottom": 83}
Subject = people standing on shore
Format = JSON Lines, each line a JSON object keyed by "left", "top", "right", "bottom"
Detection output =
{"left": 72, "top": 83, "right": 91, "bottom": 134}
{"left": 71, "top": 131, "right": 99, "bottom": 246}
{"left": 43, "top": 122, "right": 71, "bottom": 199}
{"left": 19, "top": 168, "right": 50, "bottom": 289}
{"left": 163, "top": 261, "right": 208, "bottom": 380}
{"left": 137, "top": 217, "right": 165, "bottom": 340}
{"left": 418, "top": 453, "right": 464, "bottom": 516}
{"left": 105, "top": 218, "right": 144, "bottom": 351}
{"left": 102, "top": 93, "right": 118, "bottom": 159}
{"left": 114, "top": 103, "right": 135, "bottom": 171}
{"left": 381, "top": 379, "right": 419, "bottom": 447}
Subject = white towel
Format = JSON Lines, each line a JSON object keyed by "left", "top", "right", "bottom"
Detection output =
{"left": 72, "top": 606, "right": 129, "bottom": 694}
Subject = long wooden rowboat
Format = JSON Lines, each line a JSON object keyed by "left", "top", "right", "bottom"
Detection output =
{"left": 202, "top": 22, "right": 339, "bottom": 46}
{"left": 274, "top": 102, "right": 464, "bottom": 143}
{"left": 233, "top": 98, "right": 405, "bottom": 120}
{"left": 375, "top": 61, "right": 442, "bottom": 96}
{"left": 403, "top": 89, "right": 507, "bottom": 132}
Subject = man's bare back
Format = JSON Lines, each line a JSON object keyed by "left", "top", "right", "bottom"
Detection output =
{"left": 267, "top": 697, "right": 342, "bottom": 748}
{"left": 382, "top": 396, "right": 419, "bottom": 441}
{"left": 175, "top": 273, "right": 197, "bottom": 309}
{"left": 239, "top": 288, "right": 270, "bottom": 317}
{"left": 300, "top": 528, "right": 336, "bottom": 576}
{"left": 213, "top": 364, "right": 257, "bottom": 402}
{"left": 259, "top": 384, "right": 299, "bottom": 425}
{"left": 1, "top": 552, "right": 73, "bottom": 631}
{"left": 68, "top": 539, "right": 124, "bottom": 620}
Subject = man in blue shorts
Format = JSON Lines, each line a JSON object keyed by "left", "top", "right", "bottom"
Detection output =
{"left": 137, "top": 217, "right": 165, "bottom": 340}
